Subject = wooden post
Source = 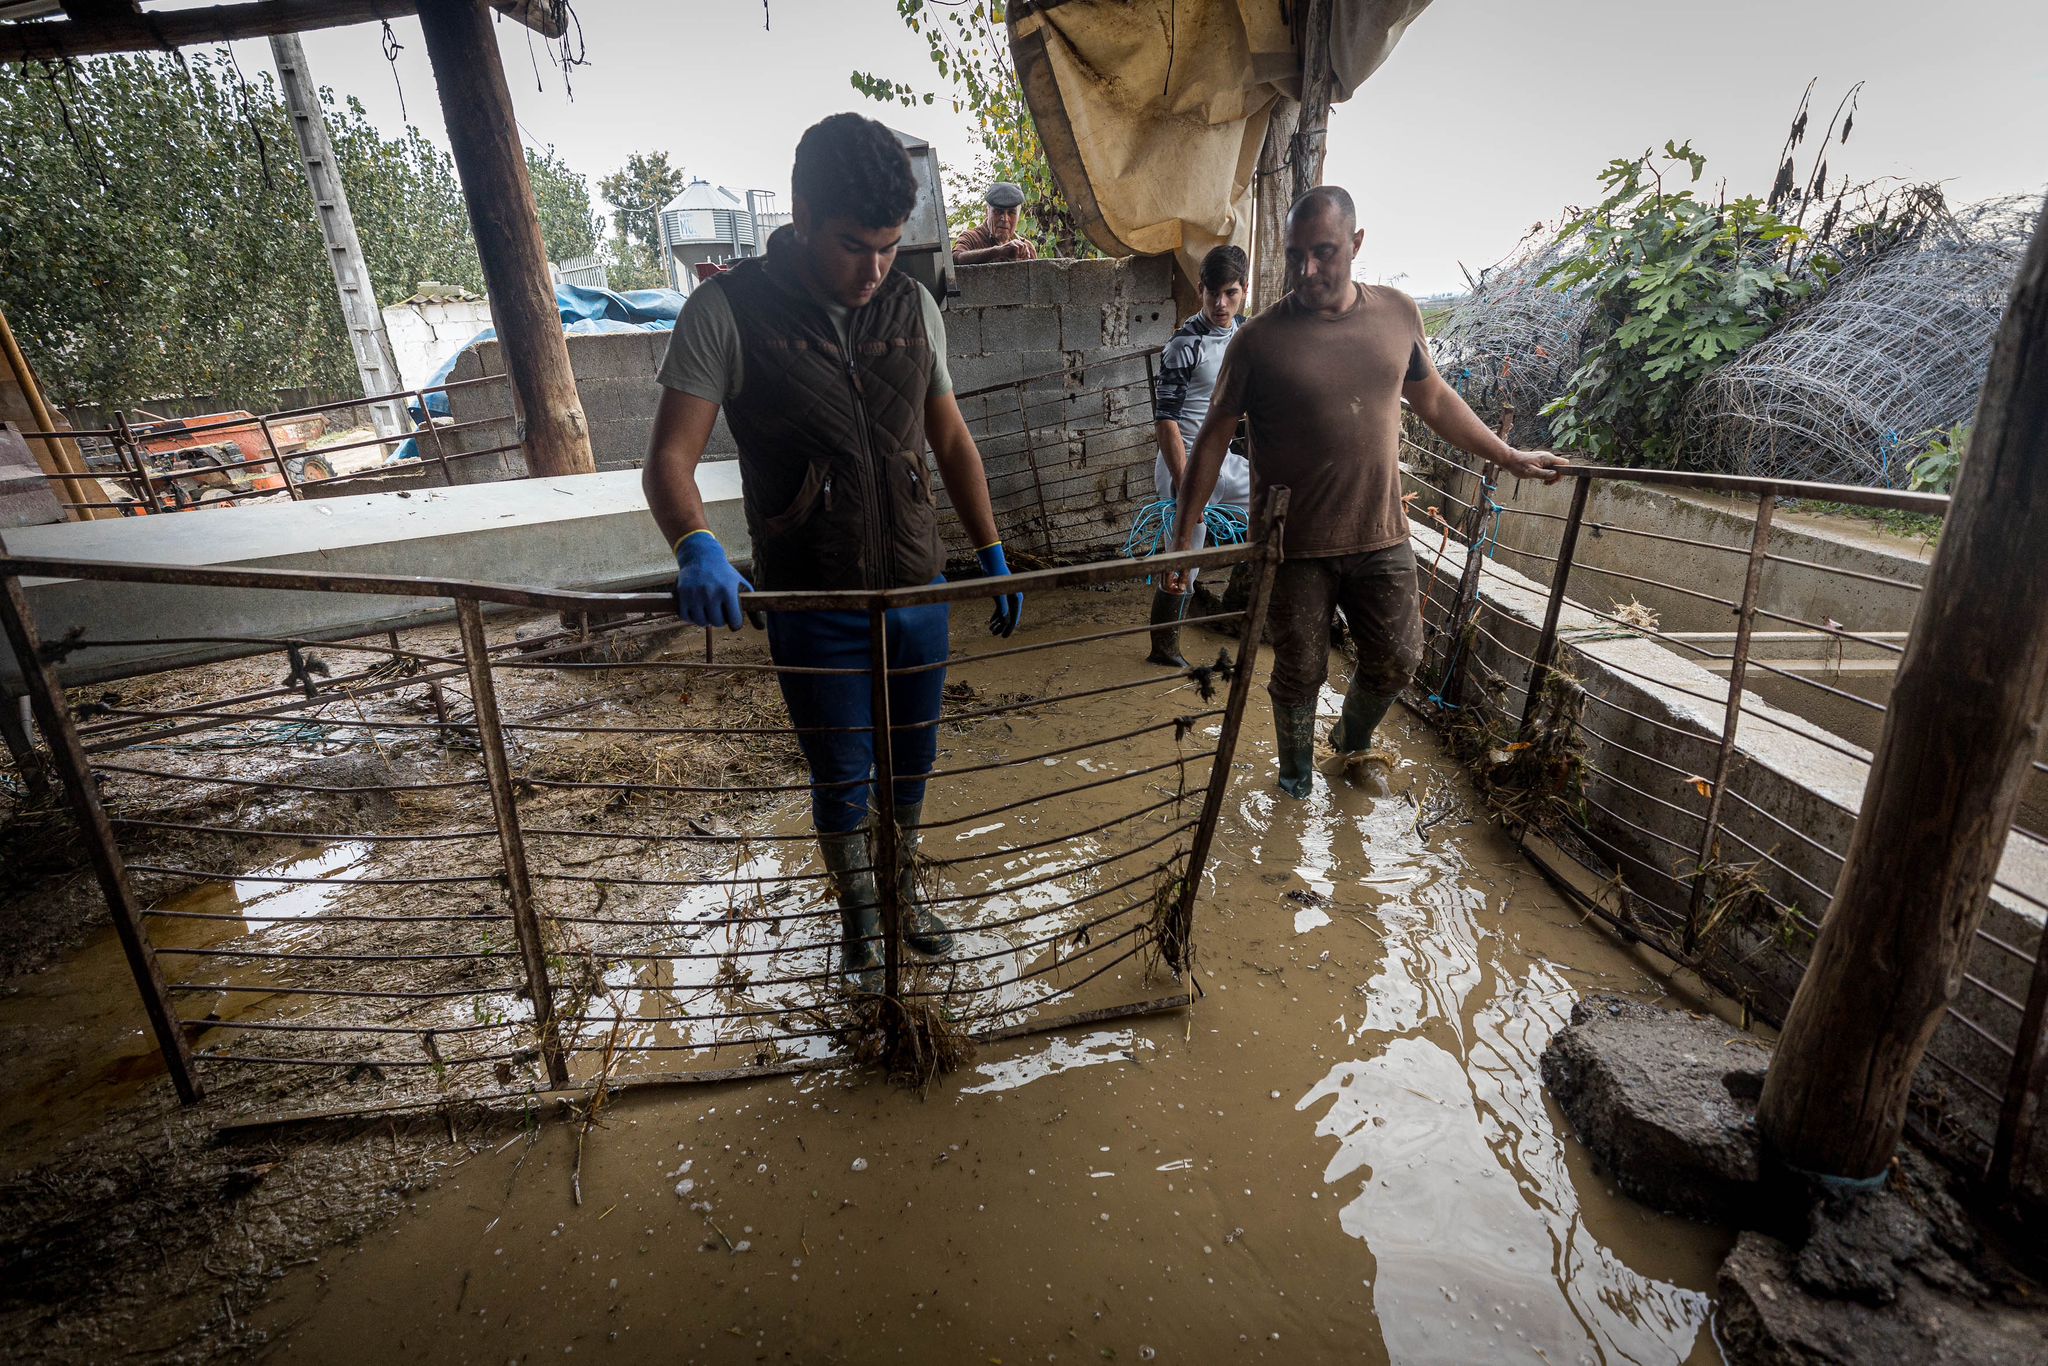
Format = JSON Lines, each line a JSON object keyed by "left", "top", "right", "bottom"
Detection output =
{"left": 1290, "top": 0, "right": 1336, "bottom": 208}
{"left": 415, "top": 0, "right": 593, "bottom": 480}
{"left": 1518, "top": 476, "right": 1591, "bottom": 736}
{"left": 868, "top": 605, "right": 903, "bottom": 1001}
{"left": 1756, "top": 196, "right": 2048, "bottom": 1183}
{"left": 1250, "top": 98, "right": 1299, "bottom": 315}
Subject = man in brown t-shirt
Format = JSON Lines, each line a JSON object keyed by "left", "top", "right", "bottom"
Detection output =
{"left": 1166, "top": 186, "right": 1560, "bottom": 798}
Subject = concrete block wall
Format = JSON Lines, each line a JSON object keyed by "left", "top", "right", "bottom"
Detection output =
{"left": 428, "top": 256, "right": 1178, "bottom": 562}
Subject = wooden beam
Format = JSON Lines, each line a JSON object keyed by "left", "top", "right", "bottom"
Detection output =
{"left": 1755, "top": 193, "right": 2048, "bottom": 1183}
{"left": 415, "top": 0, "right": 591, "bottom": 480}
{"left": 1290, "top": 0, "right": 1336, "bottom": 207}
{"left": 0, "top": 0, "right": 563, "bottom": 63}
{"left": 1250, "top": 97, "right": 1298, "bottom": 315}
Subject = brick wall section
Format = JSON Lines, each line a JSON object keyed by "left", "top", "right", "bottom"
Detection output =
{"left": 433, "top": 256, "right": 1178, "bottom": 560}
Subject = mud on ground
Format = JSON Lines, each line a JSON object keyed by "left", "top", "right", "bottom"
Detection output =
{"left": 3, "top": 583, "right": 1740, "bottom": 1364}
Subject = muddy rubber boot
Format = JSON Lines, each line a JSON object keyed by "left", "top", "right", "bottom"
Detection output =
{"left": 819, "top": 828, "right": 883, "bottom": 993}
{"left": 892, "top": 801, "right": 957, "bottom": 957}
{"left": 1273, "top": 703, "right": 1317, "bottom": 799}
{"left": 1328, "top": 680, "right": 1398, "bottom": 759}
{"left": 1145, "top": 589, "right": 1189, "bottom": 668}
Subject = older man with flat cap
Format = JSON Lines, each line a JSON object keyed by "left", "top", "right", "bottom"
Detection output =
{"left": 953, "top": 182, "right": 1039, "bottom": 264}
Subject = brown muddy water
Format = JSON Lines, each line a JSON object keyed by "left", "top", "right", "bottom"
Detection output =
{"left": 5, "top": 584, "right": 1736, "bottom": 1363}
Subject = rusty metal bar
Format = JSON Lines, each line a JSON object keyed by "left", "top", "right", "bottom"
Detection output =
{"left": 1172, "top": 489, "right": 1288, "bottom": 970}
{"left": 868, "top": 604, "right": 903, "bottom": 1000}
{"left": 455, "top": 598, "right": 569, "bottom": 1088}
{"left": 0, "top": 573, "right": 200, "bottom": 1101}
{"left": 1013, "top": 388, "right": 1058, "bottom": 559}
{"left": 1682, "top": 494, "right": 1777, "bottom": 954}
{"left": 1518, "top": 476, "right": 1592, "bottom": 736}
{"left": 256, "top": 415, "right": 302, "bottom": 501}
{"left": 111, "top": 410, "right": 162, "bottom": 513}
{"left": 1990, "top": 929, "right": 2048, "bottom": 1194}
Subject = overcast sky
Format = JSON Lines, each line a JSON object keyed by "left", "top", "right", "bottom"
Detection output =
{"left": 207, "top": 0, "right": 2045, "bottom": 296}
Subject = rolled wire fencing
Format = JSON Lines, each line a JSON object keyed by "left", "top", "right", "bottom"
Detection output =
{"left": 1397, "top": 432, "right": 2046, "bottom": 1201}
{"left": 0, "top": 513, "right": 1282, "bottom": 1123}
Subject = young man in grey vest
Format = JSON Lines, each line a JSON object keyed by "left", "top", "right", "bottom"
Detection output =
{"left": 643, "top": 113, "right": 1023, "bottom": 989}
{"left": 1165, "top": 187, "right": 1560, "bottom": 798}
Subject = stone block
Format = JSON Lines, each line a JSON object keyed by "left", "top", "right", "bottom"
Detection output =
{"left": 954, "top": 261, "right": 1034, "bottom": 308}
{"left": 1539, "top": 994, "right": 1764, "bottom": 1222}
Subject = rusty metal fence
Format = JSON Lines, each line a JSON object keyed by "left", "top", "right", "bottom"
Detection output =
{"left": 13, "top": 372, "right": 520, "bottom": 516}
{"left": 0, "top": 512, "right": 1280, "bottom": 1122}
{"left": 1399, "top": 431, "right": 2047, "bottom": 1201}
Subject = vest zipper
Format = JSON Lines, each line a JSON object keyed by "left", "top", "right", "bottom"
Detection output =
{"left": 843, "top": 352, "right": 892, "bottom": 591}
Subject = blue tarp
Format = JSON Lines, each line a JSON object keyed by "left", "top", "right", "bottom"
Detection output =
{"left": 391, "top": 283, "right": 684, "bottom": 462}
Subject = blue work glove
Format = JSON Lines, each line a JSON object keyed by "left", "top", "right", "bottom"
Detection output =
{"left": 672, "top": 530, "right": 752, "bottom": 631}
{"left": 977, "top": 541, "right": 1024, "bottom": 638}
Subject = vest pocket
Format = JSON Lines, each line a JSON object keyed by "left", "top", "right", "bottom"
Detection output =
{"left": 759, "top": 460, "right": 830, "bottom": 539}
{"left": 889, "top": 449, "right": 942, "bottom": 569}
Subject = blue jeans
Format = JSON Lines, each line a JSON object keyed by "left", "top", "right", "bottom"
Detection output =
{"left": 765, "top": 597, "right": 951, "bottom": 834}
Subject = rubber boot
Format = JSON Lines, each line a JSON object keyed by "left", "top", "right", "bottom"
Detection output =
{"left": 1329, "top": 679, "right": 1398, "bottom": 759}
{"left": 1273, "top": 703, "right": 1317, "bottom": 799}
{"left": 819, "top": 827, "right": 883, "bottom": 993}
{"left": 1146, "top": 589, "right": 1189, "bottom": 668}
{"left": 891, "top": 800, "right": 957, "bottom": 957}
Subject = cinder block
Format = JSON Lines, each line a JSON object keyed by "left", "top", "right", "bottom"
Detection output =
{"left": 1028, "top": 262, "right": 1071, "bottom": 306}
{"left": 1059, "top": 303, "right": 1108, "bottom": 350}
{"left": 954, "top": 261, "right": 1034, "bottom": 308}
{"left": 951, "top": 351, "right": 1023, "bottom": 396}
{"left": 939, "top": 305, "right": 981, "bottom": 357}
{"left": 1017, "top": 349, "right": 1071, "bottom": 397}
{"left": 1065, "top": 258, "right": 1125, "bottom": 307}
{"left": 1124, "top": 254, "right": 1175, "bottom": 301}
{"left": 1129, "top": 304, "right": 1175, "bottom": 350}
{"left": 980, "top": 304, "right": 1064, "bottom": 355}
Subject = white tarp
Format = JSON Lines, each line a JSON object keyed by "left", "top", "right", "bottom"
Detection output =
{"left": 1012, "top": 0, "right": 1431, "bottom": 286}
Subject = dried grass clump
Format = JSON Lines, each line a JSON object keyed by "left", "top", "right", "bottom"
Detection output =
{"left": 841, "top": 994, "right": 975, "bottom": 1092}
{"left": 1146, "top": 860, "right": 1193, "bottom": 979}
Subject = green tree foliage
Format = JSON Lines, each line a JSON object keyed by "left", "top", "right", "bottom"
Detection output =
{"left": 0, "top": 52, "right": 599, "bottom": 411}
{"left": 597, "top": 149, "right": 688, "bottom": 291}
{"left": 526, "top": 143, "right": 600, "bottom": 265}
{"left": 850, "top": 1, "right": 1095, "bottom": 258}
{"left": 598, "top": 149, "right": 686, "bottom": 250}
{"left": 1539, "top": 142, "right": 1821, "bottom": 466}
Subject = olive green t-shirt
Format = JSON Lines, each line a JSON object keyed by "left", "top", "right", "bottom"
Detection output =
{"left": 657, "top": 271, "right": 952, "bottom": 406}
{"left": 1209, "top": 283, "right": 1430, "bottom": 557}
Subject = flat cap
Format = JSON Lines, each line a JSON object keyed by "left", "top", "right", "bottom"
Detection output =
{"left": 984, "top": 182, "right": 1025, "bottom": 208}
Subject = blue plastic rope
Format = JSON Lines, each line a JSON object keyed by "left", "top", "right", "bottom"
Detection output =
{"left": 1122, "top": 500, "right": 1249, "bottom": 584}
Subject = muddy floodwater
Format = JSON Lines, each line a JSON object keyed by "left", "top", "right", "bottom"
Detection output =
{"left": 5, "top": 583, "right": 1738, "bottom": 1363}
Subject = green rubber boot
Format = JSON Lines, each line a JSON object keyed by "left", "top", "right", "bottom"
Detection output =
{"left": 819, "top": 827, "right": 883, "bottom": 993}
{"left": 1273, "top": 702, "right": 1317, "bottom": 799}
{"left": 1329, "top": 679, "right": 1398, "bottom": 758}
{"left": 1145, "top": 589, "right": 1189, "bottom": 668}
{"left": 892, "top": 801, "right": 957, "bottom": 957}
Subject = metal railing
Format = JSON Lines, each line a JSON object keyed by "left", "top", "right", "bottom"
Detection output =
{"left": 13, "top": 370, "right": 518, "bottom": 516}
{"left": 1399, "top": 429, "right": 2046, "bottom": 1199}
{"left": 0, "top": 503, "right": 1283, "bottom": 1122}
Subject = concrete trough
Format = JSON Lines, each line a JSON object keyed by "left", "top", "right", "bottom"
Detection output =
{"left": 0, "top": 465, "right": 746, "bottom": 693}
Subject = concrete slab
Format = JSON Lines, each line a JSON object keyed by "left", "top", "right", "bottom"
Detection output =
{"left": 0, "top": 465, "right": 748, "bottom": 691}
